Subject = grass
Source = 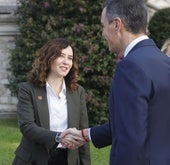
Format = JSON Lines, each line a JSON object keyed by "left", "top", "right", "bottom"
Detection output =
{"left": 0, "top": 118, "right": 21, "bottom": 165}
{"left": 0, "top": 118, "right": 110, "bottom": 165}
{"left": 90, "top": 144, "right": 110, "bottom": 165}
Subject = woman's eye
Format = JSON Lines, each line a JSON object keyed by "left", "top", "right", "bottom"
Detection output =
{"left": 68, "top": 57, "right": 73, "bottom": 60}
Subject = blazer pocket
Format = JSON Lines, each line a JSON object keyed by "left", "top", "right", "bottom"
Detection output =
{"left": 15, "top": 146, "right": 32, "bottom": 162}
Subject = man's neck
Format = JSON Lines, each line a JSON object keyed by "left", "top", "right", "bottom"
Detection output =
{"left": 121, "top": 32, "right": 146, "bottom": 54}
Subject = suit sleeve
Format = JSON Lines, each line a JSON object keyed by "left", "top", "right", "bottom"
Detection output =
{"left": 90, "top": 122, "right": 112, "bottom": 148}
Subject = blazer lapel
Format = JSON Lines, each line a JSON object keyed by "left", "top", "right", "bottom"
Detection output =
{"left": 34, "top": 87, "right": 78, "bottom": 129}
{"left": 34, "top": 86, "right": 50, "bottom": 129}
{"left": 66, "top": 90, "right": 77, "bottom": 128}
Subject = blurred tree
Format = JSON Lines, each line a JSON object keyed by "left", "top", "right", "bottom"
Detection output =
{"left": 7, "top": 0, "right": 117, "bottom": 126}
{"left": 148, "top": 7, "right": 170, "bottom": 48}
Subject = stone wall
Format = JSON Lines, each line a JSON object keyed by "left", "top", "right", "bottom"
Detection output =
{"left": 0, "top": 14, "right": 18, "bottom": 118}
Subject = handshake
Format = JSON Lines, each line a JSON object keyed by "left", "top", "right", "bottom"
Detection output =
{"left": 59, "top": 128, "right": 90, "bottom": 150}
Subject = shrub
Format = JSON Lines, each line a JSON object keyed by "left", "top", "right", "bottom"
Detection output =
{"left": 148, "top": 7, "right": 170, "bottom": 48}
{"left": 7, "top": 0, "right": 117, "bottom": 126}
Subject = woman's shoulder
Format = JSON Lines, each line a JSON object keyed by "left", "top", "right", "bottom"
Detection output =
{"left": 76, "top": 84, "right": 86, "bottom": 92}
{"left": 19, "top": 81, "right": 34, "bottom": 88}
{"left": 19, "top": 82, "right": 41, "bottom": 92}
{"left": 67, "top": 84, "right": 85, "bottom": 94}
{"left": 77, "top": 84, "right": 84, "bottom": 90}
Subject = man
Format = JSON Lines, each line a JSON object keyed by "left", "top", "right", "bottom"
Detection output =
{"left": 62, "top": 0, "right": 170, "bottom": 164}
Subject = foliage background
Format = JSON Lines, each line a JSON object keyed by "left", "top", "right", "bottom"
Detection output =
{"left": 148, "top": 7, "right": 170, "bottom": 48}
{"left": 7, "top": 0, "right": 116, "bottom": 126}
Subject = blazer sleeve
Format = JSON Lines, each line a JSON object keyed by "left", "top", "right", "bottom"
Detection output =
{"left": 90, "top": 122, "right": 112, "bottom": 148}
{"left": 17, "top": 82, "right": 56, "bottom": 149}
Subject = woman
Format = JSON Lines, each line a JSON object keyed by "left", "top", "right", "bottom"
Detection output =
{"left": 12, "top": 38, "right": 91, "bottom": 165}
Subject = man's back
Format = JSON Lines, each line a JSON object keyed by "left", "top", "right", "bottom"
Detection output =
{"left": 109, "top": 39, "right": 170, "bottom": 165}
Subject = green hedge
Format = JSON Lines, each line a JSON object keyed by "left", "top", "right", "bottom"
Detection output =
{"left": 7, "top": 0, "right": 116, "bottom": 126}
{"left": 148, "top": 7, "right": 170, "bottom": 48}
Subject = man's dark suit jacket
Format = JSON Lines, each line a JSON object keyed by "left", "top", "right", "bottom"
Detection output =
{"left": 12, "top": 82, "right": 91, "bottom": 165}
{"left": 90, "top": 39, "right": 170, "bottom": 165}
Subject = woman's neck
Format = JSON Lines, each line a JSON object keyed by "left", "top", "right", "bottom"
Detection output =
{"left": 46, "top": 76, "right": 63, "bottom": 97}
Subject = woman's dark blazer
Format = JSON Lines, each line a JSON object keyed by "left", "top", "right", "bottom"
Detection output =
{"left": 12, "top": 82, "right": 91, "bottom": 165}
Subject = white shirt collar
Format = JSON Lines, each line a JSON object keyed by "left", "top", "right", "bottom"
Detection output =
{"left": 124, "top": 35, "right": 149, "bottom": 57}
{"left": 46, "top": 79, "right": 66, "bottom": 97}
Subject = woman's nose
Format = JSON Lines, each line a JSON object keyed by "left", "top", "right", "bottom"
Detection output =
{"left": 63, "top": 57, "right": 68, "bottom": 64}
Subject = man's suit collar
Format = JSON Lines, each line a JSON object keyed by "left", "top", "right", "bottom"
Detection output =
{"left": 126, "top": 39, "right": 156, "bottom": 57}
{"left": 124, "top": 35, "right": 149, "bottom": 57}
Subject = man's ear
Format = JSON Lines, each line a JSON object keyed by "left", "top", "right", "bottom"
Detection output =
{"left": 114, "top": 17, "right": 122, "bottom": 31}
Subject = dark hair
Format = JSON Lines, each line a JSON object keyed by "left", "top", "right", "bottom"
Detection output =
{"left": 28, "top": 38, "right": 79, "bottom": 90}
{"left": 103, "top": 0, "right": 148, "bottom": 34}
